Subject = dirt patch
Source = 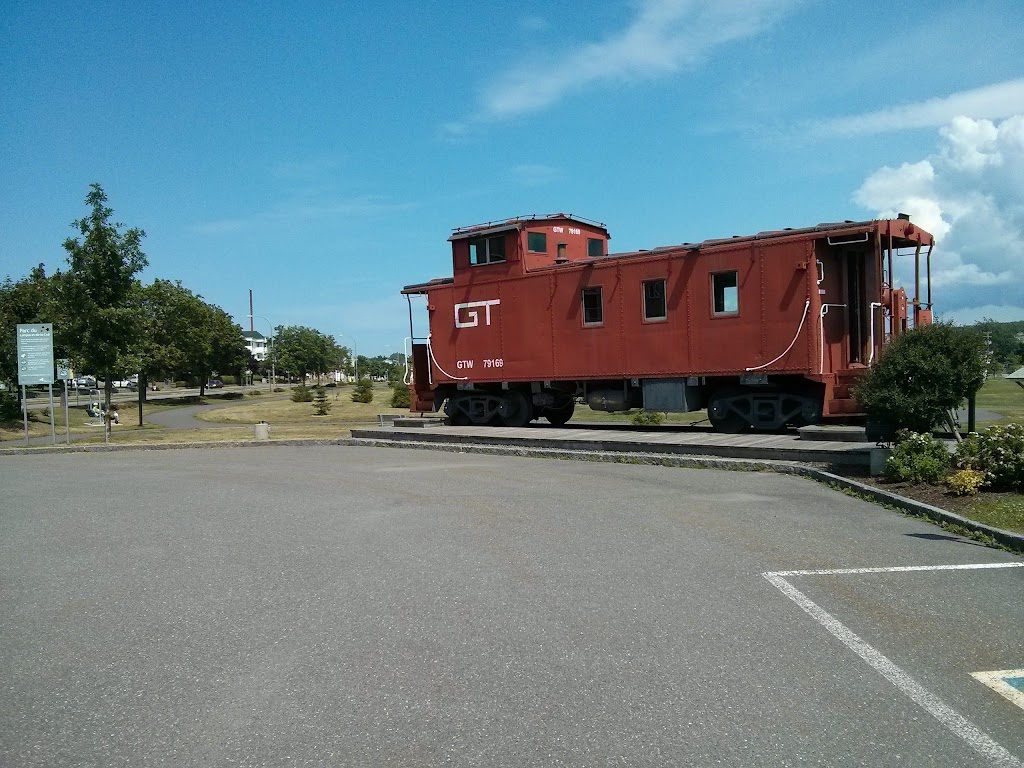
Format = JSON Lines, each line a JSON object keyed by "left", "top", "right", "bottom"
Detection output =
{"left": 836, "top": 470, "right": 1024, "bottom": 533}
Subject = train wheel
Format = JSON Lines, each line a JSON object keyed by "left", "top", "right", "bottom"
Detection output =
{"left": 543, "top": 398, "right": 575, "bottom": 426}
{"left": 708, "top": 390, "right": 750, "bottom": 434}
{"left": 498, "top": 391, "right": 532, "bottom": 427}
{"left": 445, "top": 395, "right": 470, "bottom": 426}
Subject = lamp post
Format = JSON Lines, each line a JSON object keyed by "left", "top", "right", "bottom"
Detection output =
{"left": 249, "top": 314, "right": 275, "bottom": 391}
{"left": 338, "top": 333, "right": 358, "bottom": 382}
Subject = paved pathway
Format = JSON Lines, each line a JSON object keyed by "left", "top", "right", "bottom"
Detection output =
{"left": 143, "top": 402, "right": 232, "bottom": 429}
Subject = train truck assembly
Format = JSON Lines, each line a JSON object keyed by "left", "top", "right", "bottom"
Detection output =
{"left": 401, "top": 213, "right": 934, "bottom": 432}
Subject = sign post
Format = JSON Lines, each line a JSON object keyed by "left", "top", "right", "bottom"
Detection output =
{"left": 56, "top": 359, "right": 71, "bottom": 444}
{"left": 16, "top": 323, "right": 55, "bottom": 446}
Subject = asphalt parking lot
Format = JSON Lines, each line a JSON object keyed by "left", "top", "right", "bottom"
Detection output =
{"left": 1, "top": 446, "right": 1021, "bottom": 767}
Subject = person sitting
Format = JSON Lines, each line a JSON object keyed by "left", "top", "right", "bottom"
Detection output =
{"left": 87, "top": 402, "right": 101, "bottom": 418}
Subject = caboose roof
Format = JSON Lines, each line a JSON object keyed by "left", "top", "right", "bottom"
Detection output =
{"left": 608, "top": 218, "right": 932, "bottom": 260}
{"left": 448, "top": 213, "right": 607, "bottom": 242}
{"left": 403, "top": 216, "right": 932, "bottom": 293}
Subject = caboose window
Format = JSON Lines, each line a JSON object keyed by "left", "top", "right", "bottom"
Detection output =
{"left": 587, "top": 238, "right": 603, "bottom": 258}
{"left": 469, "top": 235, "right": 506, "bottom": 265}
{"left": 582, "top": 287, "right": 603, "bottom": 325}
{"left": 527, "top": 232, "right": 547, "bottom": 253}
{"left": 643, "top": 279, "right": 667, "bottom": 321}
{"left": 712, "top": 271, "right": 739, "bottom": 315}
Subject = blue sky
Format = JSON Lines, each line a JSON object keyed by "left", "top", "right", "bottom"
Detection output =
{"left": 2, "top": 0, "right": 1023, "bottom": 357}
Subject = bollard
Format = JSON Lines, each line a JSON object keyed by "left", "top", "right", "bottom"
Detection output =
{"left": 254, "top": 421, "right": 270, "bottom": 441}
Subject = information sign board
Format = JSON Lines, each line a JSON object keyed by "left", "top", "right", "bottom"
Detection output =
{"left": 16, "top": 323, "right": 55, "bottom": 385}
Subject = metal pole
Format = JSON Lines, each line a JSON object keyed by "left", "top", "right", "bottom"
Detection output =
{"left": 22, "top": 385, "right": 28, "bottom": 446}
{"left": 248, "top": 314, "right": 274, "bottom": 392}
{"left": 339, "top": 333, "right": 358, "bottom": 381}
{"left": 48, "top": 383, "right": 56, "bottom": 444}
{"left": 63, "top": 380, "right": 70, "bottom": 444}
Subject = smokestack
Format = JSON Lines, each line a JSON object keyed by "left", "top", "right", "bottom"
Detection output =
{"left": 249, "top": 290, "right": 254, "bottom": 332}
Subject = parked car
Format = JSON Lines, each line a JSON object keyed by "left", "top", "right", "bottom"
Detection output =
{"left": 207, "top": 379, "right": 224, "bottom": 389}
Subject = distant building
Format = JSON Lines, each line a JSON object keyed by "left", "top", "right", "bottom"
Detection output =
{"left": 243, "top": 330, "right": 268, "bottom": 361}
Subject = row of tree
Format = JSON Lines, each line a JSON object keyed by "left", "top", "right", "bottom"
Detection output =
{"left": 2, "top": 185, "right": 405, "bottom": 416}
{"left": 973, "top": 318, "right": 1024, "bottom": 374}
{"left": 0, "top": 185, "right": 249, "bottom": 411}
{"left": 258, "top": 325, "right": 404, "bottom": 383}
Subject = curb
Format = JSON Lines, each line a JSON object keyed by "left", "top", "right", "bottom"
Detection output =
{"left": 3, "top": 435, "right": 1021, "bottom": 554}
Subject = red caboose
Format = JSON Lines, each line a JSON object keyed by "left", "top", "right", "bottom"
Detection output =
{"left": 401, "top": 213, "right": 934, "bottom": 432}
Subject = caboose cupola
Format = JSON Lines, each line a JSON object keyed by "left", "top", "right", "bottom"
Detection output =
{"left": 448, "top": 213, "right": 610, "bottom": 276}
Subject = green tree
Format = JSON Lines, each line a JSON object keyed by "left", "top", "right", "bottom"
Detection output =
{"left": 273, "top": 326, "right": 337, "bottom": 382}
{"left": 59, "top": 184, "right": 147, "bottom": 409}
{"left": 192, "top": 302, "right": 247, "bottom": 395}
{"left": 854, "top": 322, "right": 988, "bottom": 435}
{"left": 351, "top": 378, "right": 374, "bottom": 403}
{"left": 973, "top": 318, "right": 1024, "bottom": 373}
{"left": 312, "top": 385, "right": 332, "bottom": 415}
{"left": 0, "top": 266, "right": 61, "bottom": 392}
{"left": 135, "top": 280, "right": 246, "bottom": 397}
{"left": 137, "top": 279, "right": 205, "bottom": 397}
{"left": 390, "top": 380, "right": 411, "bottom": 408}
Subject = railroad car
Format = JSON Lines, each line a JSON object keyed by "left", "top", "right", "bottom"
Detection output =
{"left": 400, "top": 213, "right": 934, "bottom": 432}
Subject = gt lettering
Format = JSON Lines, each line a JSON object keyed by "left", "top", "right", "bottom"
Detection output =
{"left": 454, "top": 299, "right": 501, "bottom": 328}
{"left": 457, "top": 360, "right": 474, "bottom": 369}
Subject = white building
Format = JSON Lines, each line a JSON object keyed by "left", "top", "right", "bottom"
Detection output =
{"left": 242, "top": 330, "right": 268, "bottom": 361}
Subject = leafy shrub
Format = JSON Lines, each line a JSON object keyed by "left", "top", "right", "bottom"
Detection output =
{"left": 247, "top": 390, "right": 263, "bottom": 397}
{"left": 946, "top": 468, "right": 985, "bottom": 496}
{"left": 390, "top": 381, "right": 411, "bottom": 408}
{"left": 351, "top": 379, "right": 374, "bottom": 403}
{"left": 291, "top": 385, "right": 313, "bottom": 402}
{"left": 0, "top": 390, "right": 21, "bottom": 421}
{"left": 954, "top": 423, "right": 1024, "bottom": 490}
{"left": 854, "top": 323, "right": 987, "bottom": 434}
{"left": 631, "top": 410, "right": 665, "bottom": 426}
{"left": 273, "top": 387, "right": 286, "bottom": 393}
{"left": 884, "top": 430, "right": 951, "bottom": 484}
{"left": 221, "top": 391, "right": 244, "bottom": 400}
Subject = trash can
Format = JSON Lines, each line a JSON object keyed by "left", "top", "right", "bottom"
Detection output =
{"left": 254, "top": 421, "right": 270, "bottom": 441}
{"left": 870, "top": 447, "right": 891, "bottom": 476}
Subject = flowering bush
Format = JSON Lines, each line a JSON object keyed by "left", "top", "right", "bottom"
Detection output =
{"left": 884, "top": 430, "right": 951, "bottom": 484}
{"left": 945, "top": 468, "right": 985, "bottom": 496}
{"left": 954, "top": 423, "right": 1024, "bottom": 490}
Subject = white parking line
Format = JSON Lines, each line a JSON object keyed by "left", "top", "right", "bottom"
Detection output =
{"left": 764, "top": 563, "right": 1024, "bottom": 768}
{"left": 972, "top": 670, "right": 1024, "bottom": 711}
{"left": 769, "top": 562, "right": 1024, "bottom": 577}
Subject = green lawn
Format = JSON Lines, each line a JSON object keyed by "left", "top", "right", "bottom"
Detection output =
{"left": 975, "top": 376, "right": 1024, "bottom": 426}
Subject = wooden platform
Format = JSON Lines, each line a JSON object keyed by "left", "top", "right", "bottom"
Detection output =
{"left": 351, "top": 422, "right": 877, "bottom": 468}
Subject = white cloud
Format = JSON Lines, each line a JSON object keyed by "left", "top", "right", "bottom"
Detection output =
{"left": 854, "top": 115, "right": 1024, "bottom": 321}
{"left": 815, "top": 79, "right": 1024, "bottom": 136}
{"left": 477, "top": 0, "right": 798, "bottom": 121}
